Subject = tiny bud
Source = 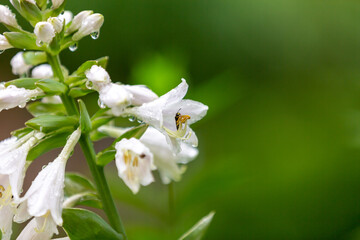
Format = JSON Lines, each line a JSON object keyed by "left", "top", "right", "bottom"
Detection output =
{"left": 72, "top": 13, "right": 104, "bottom": 41}
{"left": 51, "top": 0, "right": 64, "bottom": 9}
{"left": 34, "top": 22, "right": 56, "bottom": 45}
{"left": 0, "top": 5, "right": 21, "bottom": 29}
{"left": 58, "top": 11, "right": 73, "bottom": 25}
{"left": 0, "top": 34, "right": 13, "bottom": 51}
{"left": 66, "top": 10, "right": 93, "bottom": 34}
{"left": 47, "top": 17, "right": 63, "bottom": 33}
{"left": 31, "top": 64, "right": 53, "bottom": 79}
{"left": 11, "top": 52, "right": 32, "bottom": 75}
{"left": 85, "top": 65, "right": 111, "bottom": 90}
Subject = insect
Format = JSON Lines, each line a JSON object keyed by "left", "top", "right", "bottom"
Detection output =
{"left": 175, "top": 109, "right": 191, "bottom": 130}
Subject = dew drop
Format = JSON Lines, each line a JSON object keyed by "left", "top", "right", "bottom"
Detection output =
{"left": 137, "top": 119, "right": 143, "bottom": 124}
{"left": 97, "top": 99, "right": 106, "bottom": 109}
{"left": 36, "top": 40, "right": 43, "bottom": 47}
{"left": 90, "top": 31, "right": 99, "bottom": 40}
{"left": 69, "top": 43, "right": 78, "bottom": 52}
{"left": 42, "top": 164, "right": 47, "bottom": 170}
{"left": 85, "top": 80, "right": 93, "bottom": 89}
{"left": 39, "top": 126, "right": 44, "bottom": 132}
{"left": 129, "top": 116, "right": 136, "bottom": 122}
{"left": 0, "top": 50, "right": 5, "bottom": 54}
{"left": 18, "top": 103, "right": 26, "bottom": 108}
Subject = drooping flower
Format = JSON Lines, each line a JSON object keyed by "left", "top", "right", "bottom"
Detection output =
{"left": 16, "top": 215, "right": 58, "bottom": 240}
{"left": 47, "top": 17, "right": 63, "bottom": 34}
{"left": 34, "top": 22, "right": 56, "bottom": 46}
{"left": 15, "top": 129, "right": 81, "bottom": 229}
{"left": 0, "top": 5, "right": 20, "bottom": 29}
{"left": 72, "top": 13, "right": 104, "bottom": 41}
{"left": 124, "top": 79, "right": 208, "bottom": 152}
{"left": 0, "top": 84, "right": 43, "bottom": 112}
{"left": 31, "top": 64, "right": 54, "bottom": 79}
{"left": 85, "top": 66, "right": 158, "bottom": 115}
{"left": 115, "top": 138, "right": 156, "bottom": 194}
{"left": 66, "top": 10, "right": 93, "bottom": 34}
{"left": 10, "top": 52, "right": 32, "bottom": 75}
{"left": 0, "top": 34, "right": 13, "bottom": 51}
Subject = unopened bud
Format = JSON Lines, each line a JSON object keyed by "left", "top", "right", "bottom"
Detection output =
{"left": 58, "top": 11, "right": 73, "bottom": 25}
{"left": 48, "top": 17, "right": 63, "bottom": 33}
{"left": 10, "top": 52, "right": 32, "bottom": 75}
{"left": 66, "top": 10, "right": 93, "bottom": 34}
{"left": 0, "top": 5, "right": 21, "bottom": 29}
{"left": 34, "top": 22, "right": 56, "bottom": 46}
{"left": 72, "top": 13, "right": 104, "bottom": 41}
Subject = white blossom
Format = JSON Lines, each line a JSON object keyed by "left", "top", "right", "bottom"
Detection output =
{"left": 124, "top": 79, "right": 208, "bottom": 152}
{"left": 47, "top": 17, "right": 63, "bottom": 33}
{"left": 98, "top": 83, "right": 132, "bottom": 115}
{"left": 58, "top": 11, "right": 73, "bottom": 25}
{"left": 0, "top": 84, "right": 43, "bottom": 112}
{"left": 0, "top": 34, "right": 12, "bottom": 51}
{"left": 34, "top": 22, "right": 56, "bottom": 46}
{"left": 16, "top": 215, "right": 58, "bottom": 240}
{"left": 72, "top": 13, "right": 104, "bottom": 41}
{"left": 0, "top": 5, "right": 20, "bottom": 29}
{"left": 0, "top": 175, "right": 15, "bottom": 240}
{"left": 66, "top": 10, "right": 93, "bottom": 34}
{"left": 85, "top": 65, "right": 111, "bottom": 90}
{"left": 115, "top": 138, "right": 156, "bottom": 194}
{"left": 51, "top": 0, "right": 64, "bottom": 9}
{"left": 11, "top": 52, "right": 32, "bottom": 75}
{"left": 122, "top": 85, "right": 158, "bottom": 106}
{"left": 16, "top": 129, "right": 81, "bottom": 227}
{"left": 31, "top": 64, "right": 54, "bottom": 79}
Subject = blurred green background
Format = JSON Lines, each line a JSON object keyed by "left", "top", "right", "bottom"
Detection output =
{"left": 2, "top": 0, "right": 360, "bottom": 239}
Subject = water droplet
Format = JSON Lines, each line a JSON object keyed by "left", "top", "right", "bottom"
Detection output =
{"left": 69, "top": 43, "right": 78, "bottom": 52}
{"left": 137, "top": 119, "right": 143, "bottom": 124}
{"left": 85, "top": 80, "right": 93, "bottom": 89}
{"left": 61, "top": 11, "right": 65, "bottom": 14}
{"left": 23, "top": 48, "right": 26, "bottom": 51}
{"left": 42, "top": 164, "right": 47, "bottom": 169}
{"left": 39, "top": 126, "right": 44, "bottom": 132}
{"left": 18, "top": 103, "right": 26, "bottom": 108}
{"left": 97, "top": 99, "right": 106, "bottom": 109}
{"left": 90, "top": 31, "right": 99, "bottom": 40}
{"left": 129, "top": 116, "right": 136, "bottom": 122}
{"left": 36, "top": 40, "right": 43, "bottom": 47}
{"left": 0, "top": 50, "right": 5, "bottom": 54}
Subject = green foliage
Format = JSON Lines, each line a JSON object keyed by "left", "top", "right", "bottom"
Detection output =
{"left": 62, "top": 208, "right": 124, "bottom": 240}
{"left": 27, "top": 102, "right": 66, "bottom": 117}
{"left": 179, "top": 212, "right": 215, "bottom": 240}
{"left": 19, "top": 0, "right": 43, "bottom": 24}
{"left": 4, "top": 32, "right": 41, "bottom": 50}
{"left": 11, "top": 127, "right": 33, "bottom": 138}
{"left": 36, "top": 79, "right": 68, "bottom": 94}
{"left": 23, "top": 51, "right": 47, "bottom": 65}
{"left": 96, "top": 124, "right": 148, "bottom": 166}
{"left": 5, "top": 78, "right": 39, "bottom": 90}
{"left": 68, "top": 87, "right": 93, "bottom": 98}
{"left": 78, "top": 100, "right": 92, "bottom": 133}
{"left": 26, "top": 115, "right": 78, "bottom": 133}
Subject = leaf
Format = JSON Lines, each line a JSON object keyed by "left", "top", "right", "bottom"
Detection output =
{"left": 5, "top": 78, "right": 39, "bottom": 90}
{"left": 78, "top": 100, "right": 92, "bottom": 133}
{"left": 19, "top": 0, "right": 43, "bottom": 23}
{"left": 11, "top": 127, "right": 33, "bottom": 138}
{"left": 26, "top": 115, "right": 78, "bottom": 133}
{"left": 64, "top": 173, "right": 101, "bottom": 209}
{"left": 27, "top": 102, "right": 66, "bottom": 117}
{"left": 4, "top": 32, "right": 41, "bottom": 50}
{"left": 62, "top": 208, "right": 124, "bottom": 240}
{"left": 73, "top": 56, "right": 109, "bottom": 77}
{"left": 91, "top": 116, "right": 114, "bottom": 130}
{"left": 23, "top": 51, "right": 47, "bottom": 65}
{"left": 27, "top": 130, "right": 72, "bottom": 161}
{"left": 179, "top": 211, "right": 215, "bottom": 240}
{"left": 36, "top": 79, "right": 68, "bottom": 94}
{"left": 69, "top": 87, "right": 93, "bottom": 98}
{"left": 96, "top": 124, "right": 148, "bottom": 166}
{"left": 0, "top": 229, "right": 2, "bottom": 239}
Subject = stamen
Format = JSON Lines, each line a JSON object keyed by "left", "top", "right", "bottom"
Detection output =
{"left": 0, "top": 185, "right": 4, "bottom": 191}
{"left": 35, "top": 211, "right": 50, "bottom": 233}
{"left": 124, "top": 150, "right": 130, "bottom": 165}
{"left": 133, "top": 156, "right": 139, "bottom": 167}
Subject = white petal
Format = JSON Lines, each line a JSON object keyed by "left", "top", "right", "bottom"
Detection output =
{"left": 0, "top": 204, "right": 14, "bottom": 240}
{"left": 72, "top": 13, "right": 104, "bottom": 41}
{"left": 58, "top": 11, "right": 73, "bottom": 25}
{"left": 31, "top": 64, "right": 53, "bottom": 79}
{"left": 51, "top": 0, "right": 64, "bottom": 9}
{"left": 99, "top": 83, "right": 132, "bottom": 116}
{"left": 85, "top": 65, "right": 111, "bottom": 90}
{"left": 47, "top": 17, "right": 63, "bottom": 33}
{"left": 16, "top": 216, "right": 58, "bottom": 240}
{"left": 0, "top": 85, "right": 43, "bottom": 112}
{"left": 34, "top": 22, "right": 56, "bottom": 44}
{"left": 66, "top": 10, "right": 93, "bottom": 34}
{"left": 0, "top": 5, "right": 20, "bottom": 29}
{"left": 11, "top": 52, "right": 32, "bottom": 75}
{"left": 0, "top": 34, "right": 12, "bottom": 50}
{"left": 122, "top": 85, "right": 158, "bottom": 105}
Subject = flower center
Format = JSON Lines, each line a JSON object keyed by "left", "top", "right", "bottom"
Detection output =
{"left": 164, "top": 112, "right": 192, "bottom": 140}
{"left": 123, "top": 150, "right": 146, "bottom": 168}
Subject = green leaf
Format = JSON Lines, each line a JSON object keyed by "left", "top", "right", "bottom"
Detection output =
{"left": 5, "top": 78, "right": 39, "bottom": 90}
{"left": 26, "top": 115, "right": 78, "bottom": 133}
{"left": 62, "top": 208, "right": 124, "bottom": 240}
{"left": 27, "top": 102, "right": 66, "bottom": 117}
{"left": 78, "top": 100, "right": 92, "bottom": 133}
{"left": 4, "top": 32, "right": 41, "bottom": 50}
{"left": 35, "top": 0, "right": 47, "bottom": 10}
{"left": 91, "top": 116, "right": 114, "bottom": 130}
{"left": 179, "top": 211, "right": 215, "bottom": 240}
{"left": 49, "top": 0, "right": 67, "bottom": 16}
{"left": 19, "top": 0, "right": 43, "bottom": 24}
{"left": 90, "top": 130, "right": 108, "bottom": 142}
{"left": 96, "top": 124, "right": 148, "bottom": 166}
{"left": 69, "top": 87, "right": 93, "bottom": 98}
{"left": 27, "top": 130, "right": 73, "bottom": 161}
{"left": 23, "top": 51, "right": 47, "bottom": 65}
{"left": 73, "top": 56, "right": 109, "bottom": 77}
{"left": 0, "top": 228, "right": 2, "bottom": 239}
{"left": 11, "top": 127, "right": 33, "bottom": 138}
{"left": 64, "top": 173, "right": 101, "bottom": 209}
{"left": 36, "top": 79, "right": 68, "bottom": 94}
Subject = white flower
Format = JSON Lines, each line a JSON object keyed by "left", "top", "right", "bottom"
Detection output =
{"left": 140, "top": 127, "right": 198, "bottom": 184}
{"left": 47, "top": 17, "right": 63, "bottom": 33}
{"left": 0, "top": 34, "right": 12, "bottom": 51}
{"left": 10, "top": 52, "right": 32, "bottom": 75}
{"left": 32, "top": 64, "right": 54, "bottom": 79}
{"left": 0, "top": 175, "right": 15, "bottom": 240}
{"left": 66, "top": 10, "right": 93, "bottom": 34}
{"left": 85, "top": 66, "right": 158, "bottom": 115}
{"left": 51, "top": 0, "right": 64, "bottom": 9}
{"left": 115, "top": 138, "right": 156, "bottom": 194}
{"left": 58, "top": 11, "right": 73, "bottom": 25}
{"left": 41, "top": 96, "right": 62, "bottom": 104}
{"left": 34, "top": 22, "right": 56, "bottom": 46}
{"left": 0, "top": 5, "right": 20, "bottom": 29}
{"left": 72, "top": 13, "right": 104, "bottom": 41}
{"left": 0, "top": 84, "right": 43, "bottom": 112}
{"left": 124, "top": 79, "right": 208, "bottom": 152}
{"left": 16, "top": 129, "right": 81, "bottom": 226}
{"left": 16, "top": 215, "right": 58, "bottom": 240}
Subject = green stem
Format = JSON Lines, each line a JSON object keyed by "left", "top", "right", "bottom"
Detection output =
{"left": 168, "top": 182, "right": 175, "bottom": 225}
{"left": 47, "top": 53, "right": 127, "bottom": 239}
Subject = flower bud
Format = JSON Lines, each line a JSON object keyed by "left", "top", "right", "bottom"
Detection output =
{"left": 31, "top": 64, "right": 53, "bottom": 79}
{"left": 51, "top": 0, "right": 64, "bottom": 9}
{"left": 0, "top": 34, "right": 13, "bottom": 51}
{"left": 72, "top": 13, "right": 104, "bottom": 41}
{"left": 34, "top": 22, "right": 56, "bottom": 46}
{"left": 85, "top": 65, "right": 111, "bottom": 90}
{"left": 0, "top": 5, "right": 21, "bottom": 29}
{"left": 66, "top": 10, "right": 93, "bottom": 34}
{"left": 10, "top": 52, "right": 32, "bottom": 75}
{"left": 47, "top": 17, "right": 63, "bottom": 33}
{"left": 58, "top": 11, "right": 73, "bottom": 25}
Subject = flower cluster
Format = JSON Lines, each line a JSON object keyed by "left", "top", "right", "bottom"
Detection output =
{"left": 0, "top": 0, "right": 208, "bottom": 239}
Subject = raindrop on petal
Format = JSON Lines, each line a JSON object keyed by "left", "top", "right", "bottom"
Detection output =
{"left": 85, "top": 80, "right": 93, "bottom": 89}
{"left": 97, "top": 99, "right": 106, "bottom": 109}
{"left": 69, "top": 43, "right": 78, "bottom": 52}
{"left": 129, "top": 116, "right": 136, "bottom": 122}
